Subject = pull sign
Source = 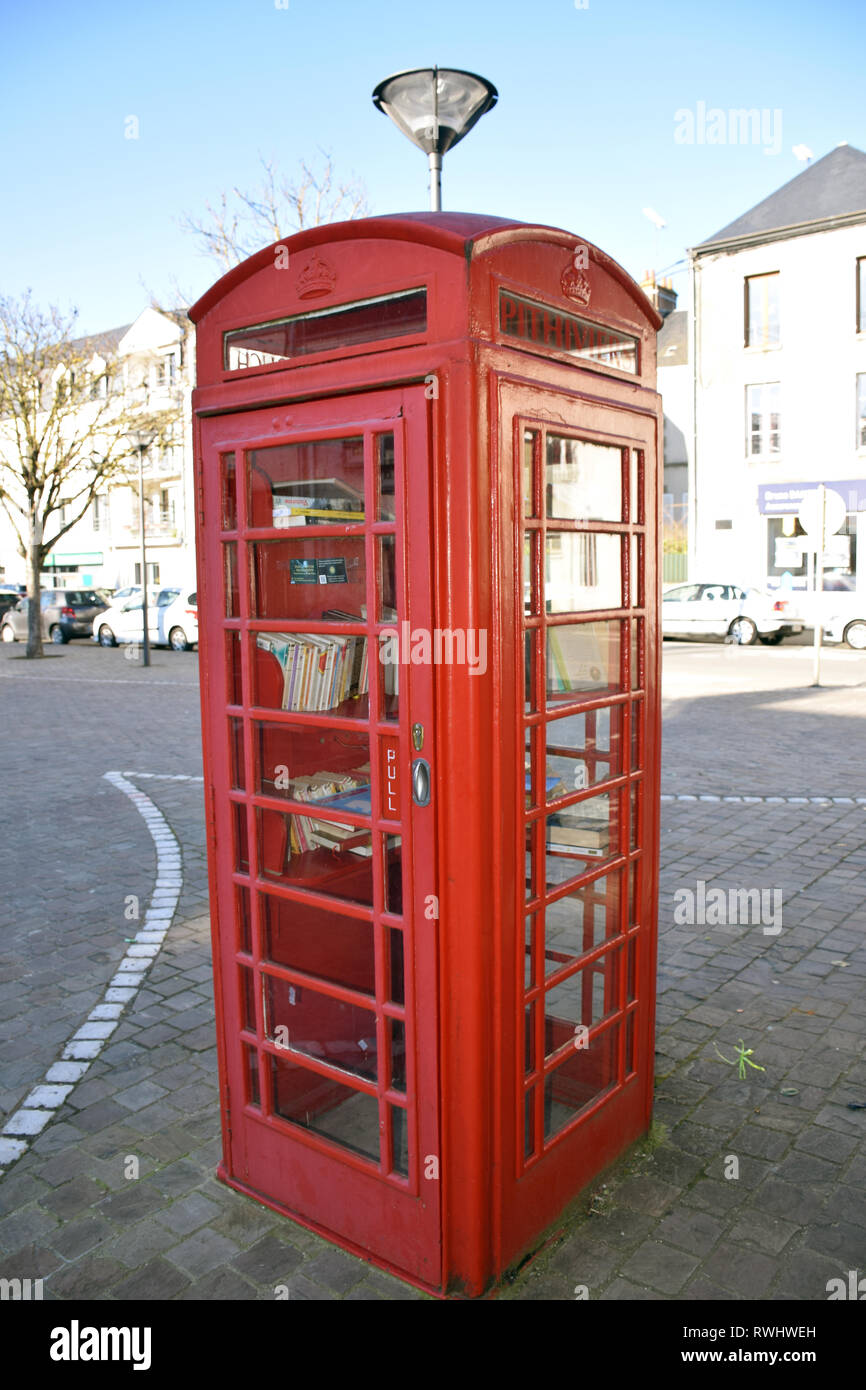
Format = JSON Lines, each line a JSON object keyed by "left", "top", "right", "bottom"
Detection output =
{"left": 381, "top": 736, "right": 401, "bottom": 820}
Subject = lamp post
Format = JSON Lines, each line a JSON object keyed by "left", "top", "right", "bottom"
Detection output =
{"left": 127, "top": 428, "right": 156, "bottom": 667}
{"left": 372, "top": 67, "right": 498, "bottom": 211}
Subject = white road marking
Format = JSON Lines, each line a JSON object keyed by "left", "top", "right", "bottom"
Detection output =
{"left": 0, "top": 772, "right": 184, "bottom": 1175}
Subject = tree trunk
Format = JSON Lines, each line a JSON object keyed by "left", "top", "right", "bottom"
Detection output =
{"left": 26, "top": 510, "right": 44, "bottom": 659}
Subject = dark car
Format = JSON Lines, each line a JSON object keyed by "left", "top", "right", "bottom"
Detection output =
{"left": 0, "top": 586, "right": 24, "bottom": 619}
{"left": 0, "top": 589, "right": 108, "bottom": 644}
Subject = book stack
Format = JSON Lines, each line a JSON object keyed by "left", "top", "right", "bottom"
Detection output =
{"left": 285, "top": 776, "right": 372, "bottom": 859}
{"left": 546, "top": 798, "right": 609, "bottom": 858}
{"left": 257, "top": 626, "right": 368, "bottom": 712}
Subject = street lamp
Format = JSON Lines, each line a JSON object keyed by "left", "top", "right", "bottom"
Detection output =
{"left": 372, "top": 67, "right": 498, "bottom": 211}
{"left": 127, "top": 428, "right": 156, "bottom": 668}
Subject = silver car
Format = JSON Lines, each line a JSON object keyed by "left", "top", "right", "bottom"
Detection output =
{"left": 662, "top": 582, "right": 804, "bottom": 645}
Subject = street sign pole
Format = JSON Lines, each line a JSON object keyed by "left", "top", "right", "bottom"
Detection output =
{"left": 812, "top": 485, "right": 826, "bottom": 687}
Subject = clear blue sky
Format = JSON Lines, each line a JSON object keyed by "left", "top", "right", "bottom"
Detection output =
{"left": 2, "top": 0, "right": 864, "bottom": 334}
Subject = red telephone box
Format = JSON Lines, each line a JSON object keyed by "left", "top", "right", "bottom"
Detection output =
{"left": 189, "top": 212, "right": 663, "bottom": 1297}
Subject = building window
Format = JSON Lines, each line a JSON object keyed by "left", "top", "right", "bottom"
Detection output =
{"left": 745, "top": 273, "right": 780, "bottom": 347}
{"left": 93, "top": 495, "right": 109, "bottom": 532}
{"left": 766, "top": 514, "right": 858, "bottom": 591}
{"left": 858, "top": 374, "right": 866, "bottom": 448}
{"left": 156, "top": 354, "right": 177, "bottom": 387}
{"left": 746, "top": 383, "right": 781, "bottom": 457}
{"left": 858, "top": 258, "right": 866, "bottom": 334}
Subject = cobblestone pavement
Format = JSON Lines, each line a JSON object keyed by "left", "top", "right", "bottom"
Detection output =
{"left": 0, "top": 640, "right": 864, "bottom": 1300}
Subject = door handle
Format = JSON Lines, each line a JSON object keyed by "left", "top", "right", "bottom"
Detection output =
{"left": 411, "top": 757, "right": 431, "bottom": 807}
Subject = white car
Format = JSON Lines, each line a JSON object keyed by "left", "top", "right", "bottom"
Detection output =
{"left": 824, "top": 607, "right": 866, "bottom": 650}
{"left": 662, "top": 582, "right": 803, "bottom": 645}
{"left": 93, "top": 587, "right": 182, "bottom": 647}
{"left": 158, "top": 588, "right": 198, "bottom": 651}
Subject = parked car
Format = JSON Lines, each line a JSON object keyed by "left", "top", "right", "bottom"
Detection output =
{"left": 662, "top": 582, "right": 803, "bottom": 645}
{"left": 824, "top": 608, "right": 866, "bottom": 650}
{"left": 0, "top": 586, "right": 25, "bottom": 619}
{"left": 92, "top": 587, "right": 182, "bottom": 647}
{"left": 158, "top": 589, "right": 198, "bottom": 651}
{"left": 0, "top": 589, "right": 108, "bottom": 644}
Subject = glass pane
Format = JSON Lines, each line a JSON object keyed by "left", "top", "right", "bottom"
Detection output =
{"left": 384, "top": 836, "right": 403, "bottom": 915}
{"left": 629, "top": 861, "right": 640, "bottom": 930}
{"left": 545, "top": 533, "right": 622, "bottom": 613}
{"left": 525, "top": 915, "right": 535, "bottom": 989}
{"left": 544, "top": 960, "right": 612, "bottom": 1058}
{"left": 226, "top": 631, "right": 243, "bottom": 705}
{"left": 389, "top": 928, "right": 405, "bottom": 1005}
{"left": 239, "top": 964, "right": 255, "bottom": 1031}
{"left": 626, "top": 935, "right": 637, "bottom": 1003}
{"left": 249, "top": 437, "right": 365, "bottom": 530}
{"left": 525, "top": 1087, "right": 537, "bottom": 1159}
{"left": 253, "top": 630, "right": 369, "bottom": 715}
{"left": 234, "top": 802, "right": 249, "bottom": 873}
{"left": 630, "top": 449, "right": 642, "bottom": 525}
{"left": 630, "top": 701, "right": 642, "bottom": 770}
{"left": 252, "top": 538, "right": 366, "bottom": 619}
{"left": 546, "top": 621, "right": 621, "bottom": 704}
{"left": 544, "top": 871, "right": 622, "bottom": 975}
{"left": 237, "top": 885, "right": 252, "bottom": 954}
{"left": 271, "top": 1055, "right": 380, "bottom": 1163}
{"left": 266, "top": 976, "right": 377, "bottom": 1080}
{"left": 244, "top": 1044, "right": 260, "bottom": 1106}
{"left": 229, "top": 717, "right": 246, "bottom": 790}
{"left": 391, "top": 1104, "right": 409, "bottom": 1177}
{"left": 226, "top": 290, "right": 426, "bottom": 370}
{"left": 262, "top": 892, "right": 375, "bottom": 996}
{"left": 525, "top": 1002, "right": 536, "bottom": 1075}
{"left": 625, "top": 1012, "right": 635, "bottom": 1076}
{"left": 389, "top": 1018, "right": 406, "bottom": 1092}
{"left": 525, "top": 821, "right": 536, "bottom": 901}
{"left": 222, "top": 453, "right": 237, "bottom": 529}
{"left": 377, "top": 536, "right": 397, "bottom": 620}
{"left": 545, "top": 793, "right": 615, "bottom": 887}
{"left": 523, "top": 429, "right": 538, "bottom": 518}
{"left": 543, "top": 1025, "right": 619, "bottom": 1139}
{"left": 545, "top": 436, "right": 622, "bottom": 522}
{"left": 631, "top": 618, "right": 642, "bottom": 691}
{"left": 630, "top": 782, "right": 640, "bottom": 852}
{"left": 523, "top": 533, "right": 536, "bottom": 616}
{"left": 258, "top": 807, "right": 374, "bottom": 905}
{"left": 225, "top": 543, "right": 239, "bottom": 617}
{"left": 545, "top": 705, "right": 623, "bottom": 797}
{"left": 525, "top": 631, "right": 538, "bottom": 713}
{"left": 524, "top": 727, "right": 537, "bottom": 809}
{"left": 377, "top": 434, "right": 395, "bottom": 521}
{"left": 254, "top": 721, "right": 369, "bottom": 802}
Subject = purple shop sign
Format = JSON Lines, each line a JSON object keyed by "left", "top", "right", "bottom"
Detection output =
{"left": 758, "top": 480, "right": 866, "bottom": 515}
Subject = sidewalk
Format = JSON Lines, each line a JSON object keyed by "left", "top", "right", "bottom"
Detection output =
{"left": 1, "top": 648, "right": 864, "bottom": 1299}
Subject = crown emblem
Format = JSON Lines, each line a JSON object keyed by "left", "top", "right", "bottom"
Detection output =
{"left": 296, "top": 253, "right": 337, "bottom": 300}
{"left": 561, "top": 263, "right": 592, "bottom": 306}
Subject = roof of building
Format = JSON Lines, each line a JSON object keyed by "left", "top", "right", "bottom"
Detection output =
{"left": 697, "top": 144, "right": 866, "bottom": 250}
{"left": 657, "top": 308, "right": 688, "bottom": 366}
{"left": 70, "top": 324, "right": 132, "bottom": 357}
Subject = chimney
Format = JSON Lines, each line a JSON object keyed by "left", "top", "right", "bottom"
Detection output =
{"left": 640, "top": 271, "right": 678, "bottom": 319}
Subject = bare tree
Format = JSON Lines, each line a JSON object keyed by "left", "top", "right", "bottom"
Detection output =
{"left": 0, "top": 292, "right": 179, "bottom": 658}
{"left": 180, "top": 152, "right": 370, "bottom": 270}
